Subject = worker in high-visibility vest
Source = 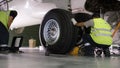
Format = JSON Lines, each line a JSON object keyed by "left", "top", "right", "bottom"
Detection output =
{"left": 0, "top": 9, "right": 17, "bottom": 50}
{"left": 75, "top": 13, "right": 112, "bottom": 57}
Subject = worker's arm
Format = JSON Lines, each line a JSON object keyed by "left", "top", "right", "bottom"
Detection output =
{"left": 75, "top": 22, "right": 85, "bottom": 27}
{"left": 8, "top": 16, "right": 14, "bottom": 28}
{"left": 71, "top": 18, "right": 85, "bottom": 27}
{"left": 7, "top": 11, "right": 17, "bottom": 28}
{"left": 76, "top": 19, "right": 94, "bottom": 27}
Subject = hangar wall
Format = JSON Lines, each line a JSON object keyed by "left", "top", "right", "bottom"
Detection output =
{"left": 9, "top": 25, "right": 40, "bottom": 47}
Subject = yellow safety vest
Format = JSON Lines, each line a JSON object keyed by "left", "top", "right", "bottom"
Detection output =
{"left": 0, "top": 11, "right": 10, "bottom": 29}
{"left": 90, "top": 18, "right": 112, "bottom": 45}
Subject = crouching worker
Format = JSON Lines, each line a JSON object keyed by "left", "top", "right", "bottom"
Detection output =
{"left": 0, "top": 10, "right": 17, "bottom": 51}
{"left": 75, "top": 13, "right": 113, "bottom": 57}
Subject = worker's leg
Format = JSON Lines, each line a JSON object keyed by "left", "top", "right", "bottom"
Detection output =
{"left": 82, "top": 34, "right": 95, "bottom": 56}
{"left": 97, "top": 45, "right": 110, "bottom": 57}
{"left": 82, "top": 34, "right": 111, "bottom": 57}
{"left": 0, "top": 23, "right": 9, "bottom": 48}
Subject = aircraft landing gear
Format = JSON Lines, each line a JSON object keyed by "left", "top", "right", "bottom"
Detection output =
{"left": 45, "top": 48, "right": 50, "bottom": 56}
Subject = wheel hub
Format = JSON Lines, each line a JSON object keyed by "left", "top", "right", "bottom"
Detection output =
{"left": 43, "top": 19, "right": 60, "bottom": 45}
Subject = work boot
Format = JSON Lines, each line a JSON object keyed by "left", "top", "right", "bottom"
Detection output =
{"left": 0, "top": 44, "right": 8, "bottom": 51}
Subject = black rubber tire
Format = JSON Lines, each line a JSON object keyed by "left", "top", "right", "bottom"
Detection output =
{"left": 40, "top": 9, "right": 77, "bottom": 54}
{"left": 74, "top": 13, "right": 92, "bottom": 22}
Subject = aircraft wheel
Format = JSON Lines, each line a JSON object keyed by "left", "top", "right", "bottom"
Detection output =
{"left": 39, "top": 9, "right": 77, "bottom": 54}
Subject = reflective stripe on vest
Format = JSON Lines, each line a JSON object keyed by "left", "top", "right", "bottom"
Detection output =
{"left": 0, "top": 11, "right": 10, "bottom": 29}
{"left": 90, "top": 18, "right": 112, "bottom": 45}
{"left": 91, "top": 28, "right": 112, "bottom": 36}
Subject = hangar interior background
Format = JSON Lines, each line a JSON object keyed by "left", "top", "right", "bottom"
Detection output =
{"left": 8, "top": 0, "right": 69, "bottom": 47}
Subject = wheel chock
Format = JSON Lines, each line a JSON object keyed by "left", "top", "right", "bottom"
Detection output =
{"left": 69, "top": 46, "right": 79, "bottom": 56}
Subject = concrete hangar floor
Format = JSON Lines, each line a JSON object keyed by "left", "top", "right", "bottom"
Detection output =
{"left": 0, "top": 48, "right": 120, "bottom": 68}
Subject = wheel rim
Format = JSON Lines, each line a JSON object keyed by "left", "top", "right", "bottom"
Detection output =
{"left": 43, "top": 19, "right": 60, "bottom": 45}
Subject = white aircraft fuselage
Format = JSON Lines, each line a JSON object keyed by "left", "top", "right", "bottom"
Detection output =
{"left": 9, "top": 0, "right": 89, "bottom": 29}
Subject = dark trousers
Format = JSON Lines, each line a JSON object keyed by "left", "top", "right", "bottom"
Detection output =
{"left": 0, "top": 22, "right": 9, "bottom": 45}
{"left": 82, "top": 34, "right": 110, "bottom": 56}
{"left": 82, "top": 34, "right": 110, "bottom": 48}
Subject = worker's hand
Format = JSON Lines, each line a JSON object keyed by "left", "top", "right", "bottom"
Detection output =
{"left": 76, "top": 23, "right": 84, "bottom": 27}
{"left": 71, "top": 18, "right": 85, "bottom": 27}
